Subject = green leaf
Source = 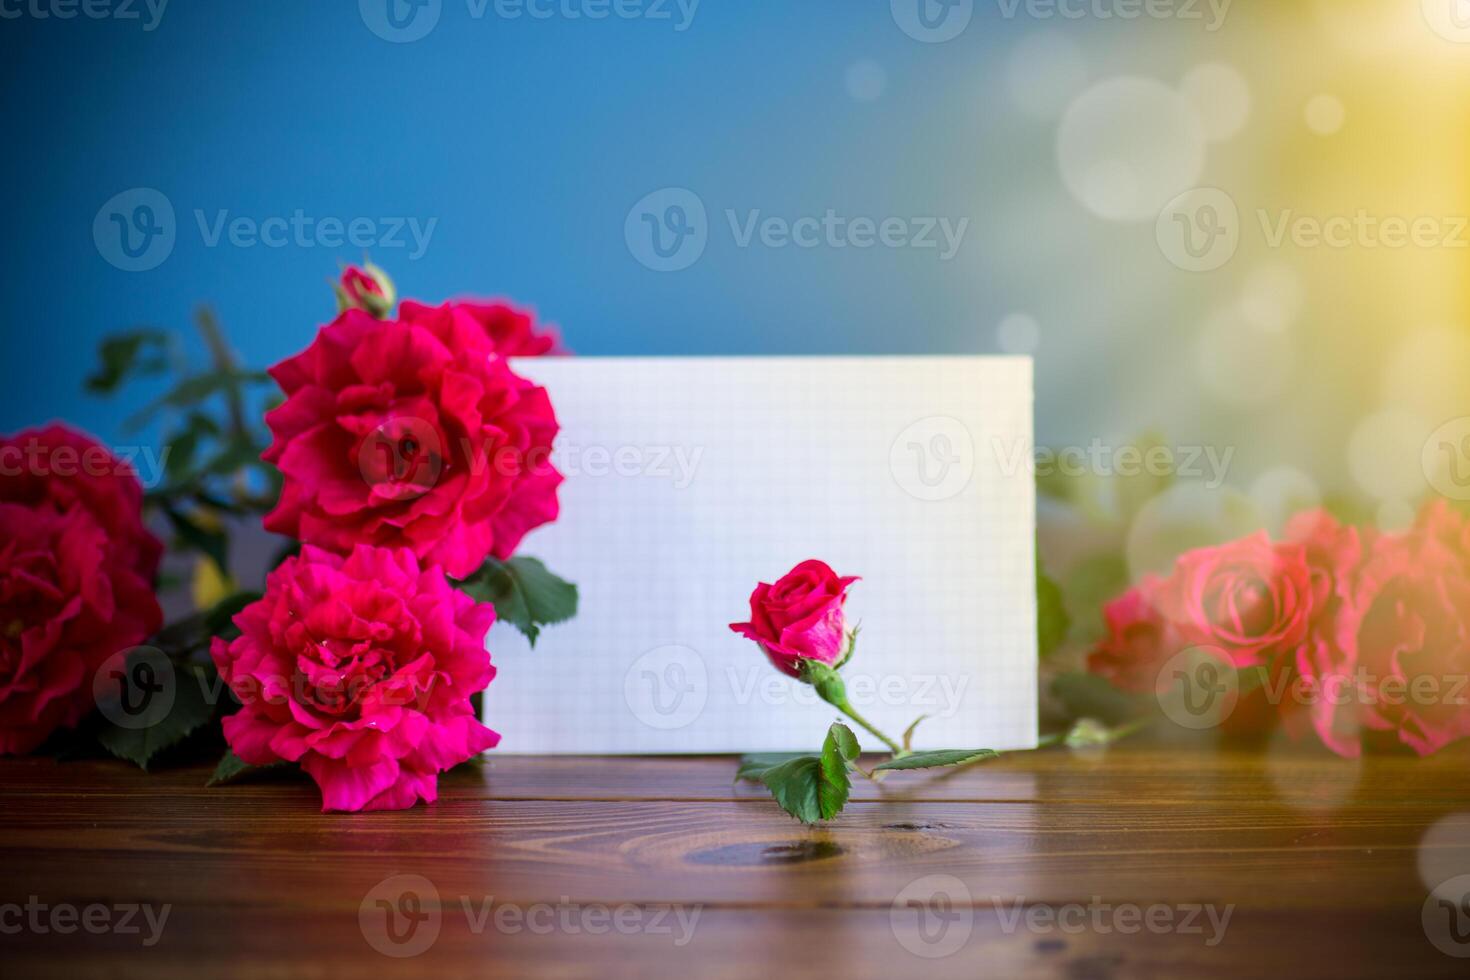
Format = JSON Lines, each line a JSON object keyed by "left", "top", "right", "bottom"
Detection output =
{"left": 758, "top": 757, "right": 826, "bottom": 823}
{"left": 86, "top": 330, "right": 172, "bottom": 394}
{"left": 1037, "top": 561, "right": 1070, "bottom": 659}
{"left": 1058, "top": 717, "right": 1151, "bottom": 748}
{"left": 815, "top": 722, "right": 860, "bottom": 818}
{"left": 124, "top": 369, "right": 270, "bottom": 430}
{"left": 206, "top": 750, "right": 288, "bottom": 787}
{"left": 734, "top": 753, "right": 804, "bottom": 783}
{"left": 1050, "top": 671, "right": 1142, "bottom": 727}
{"left": 757, "top": 755, "right": 851, "bottom": 824}
{"left": 824, "top": 722, "right": 861, "bottom": 765}
{"left": 206, "top": 750, "right": 252, "bottom": 786}
{"left": 1062, "top": 553, "right": 1131, "bottom": 644}
{"left": 457, "top": 556, "right": 578, "bottom": 647}
{"left": 872, "top": 749, "right": 998, "bottom": 772}
{"left": 96, "top": 663, "right": 218, "bottom": 771}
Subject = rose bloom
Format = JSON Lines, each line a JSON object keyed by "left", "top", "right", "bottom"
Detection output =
{"left": 401, "top": 299, "right": 564, "bottom": 357}
{"left": 1157, "top": 532, "right": 1316, "bottom": 670}
{"left": 729, "top": 560, "right": 858, "bottom": 677}
{"left": 1330, "top": 502, "right": 1470, "bottom": 756}
{"left": 211, "top": 545, "right": 500, "bottom": 812}
{"left": 1273, "top": 510, "right": 1369, "bottom": 755}
{"left": 0, "top": 426, "right": 163, "bottom": 753}
{"left": 1086, "top": 576, "right": 1178, "bottom": 693}
{"left": 262, "top": 308, "right": 562, "bottom": 578}
{"left": 0, "top": 424, "right": 162, "bottom": 578}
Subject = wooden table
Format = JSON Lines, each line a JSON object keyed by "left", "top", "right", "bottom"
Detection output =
{"left": 4, "top": 740, "right": 1470, "bottom": 978}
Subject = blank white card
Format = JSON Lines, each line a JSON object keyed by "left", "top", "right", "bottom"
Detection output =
{"left": 483, "top": 357, "right": 1037, "bottom": 754}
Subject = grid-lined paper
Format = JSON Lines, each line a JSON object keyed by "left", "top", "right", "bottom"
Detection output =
{"left": 483, "top": 357, "right": 1037, "bottom": 754}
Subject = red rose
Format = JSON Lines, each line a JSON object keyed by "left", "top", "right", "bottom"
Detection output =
{"left": 211, "top": 545, "right": 499, "bottom": 812}
{"left": 261, "top": 308, "right": 562, "bottom": 578}
{"left": 0, "top": 503, "right": 162, "bottom": 754}
{"left": 400, "top": 299, "right": 564, "bottom": 357}
{"left": 0, "top": 424, "right": 162, "bottom": 579}
{"left": 729, "top": 560, "right": 858, "bottom": 677}
{"left": 1086, "top": 576, "right": 1178, "bottom": 693}
{"left": 1332, "top": 506, "right": 1470, "bottom": 756}
{"left": 1158, "top": 532, "right": 1316, "bottom": 669}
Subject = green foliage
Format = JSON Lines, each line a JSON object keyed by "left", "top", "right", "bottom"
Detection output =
{"left": 96, "top": 663, "right": 219, "bottom": 771}
{"left": 458, "top": 557, "right": 579, "bottom": 646}
{"left": 85, "top": 330, "right": 173, "bottom": 393}
{"left": 1037, "top": 561, "right": 1071, "bottom": 659}
{"left": 871, "top": 749, "right": 998, "bottom": 771}
{"left": 739, "top": 723, "right": 862, "bottom": 824}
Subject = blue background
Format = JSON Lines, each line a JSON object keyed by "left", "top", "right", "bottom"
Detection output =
{"left": 2, "top": 1, "right": 1054, "bottom": 445}
{"left": 6, "top": 0, "right": 1462, "bottom": 515}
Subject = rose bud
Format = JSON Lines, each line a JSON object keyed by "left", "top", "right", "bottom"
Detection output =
{"left": 333, "top": 262, "right": 395, "bottom": 319}
{"left": 729, "top": 559, "right": 859, "bottom": 678}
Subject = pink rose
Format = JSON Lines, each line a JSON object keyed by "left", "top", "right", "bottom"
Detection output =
{"left": 1275, "top": 510, "right": 1369, "bottom": 755}
{"left": 400, "top": 299, "right": 565, "bottom": 357}
{"left": 210, "top": 544, "right": 500, "bottom": 812}
{"left": 0, "top": 424, "right": 162, "bottom": 579}
{"left": 1158, "top": 533, "right": 1316, "bottom": 669}
{"left": 729, "top": 560, "right": 858, "bottom": 677}
{"left": 1331, "top": 507, "right": 1470, "bottom": 756}
{"left": 1085, "top": 576, "right": 1178, "bottom": 693}
{"left": 261, "top": 308, "right": 562, "bottom": 578}
{"left": 0, "top": 503, "right": 162, "bottom": 754}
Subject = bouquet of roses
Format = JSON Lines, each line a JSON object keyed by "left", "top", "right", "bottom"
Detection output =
{"left": 1083, "top": 501, "right": 1470, "bottom": 757}
{"left": 0, "top": 264, "right": 578, "bottom": 811}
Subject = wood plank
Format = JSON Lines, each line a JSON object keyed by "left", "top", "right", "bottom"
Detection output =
{"left": 2, "top": 795, "right": 1461, "bottom": 908}
{"left": 7, "top": 738, "right": 1469, "bottom": 805}
{"left": 0, "top": 907, "right": 1462, "bottom": 980}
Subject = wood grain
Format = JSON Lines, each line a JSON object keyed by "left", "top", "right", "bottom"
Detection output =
{"left": 2, "top": 741, "right": 1468, "bottom": 978}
